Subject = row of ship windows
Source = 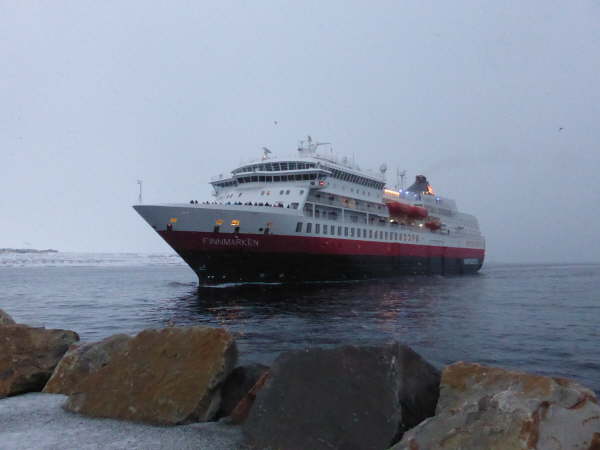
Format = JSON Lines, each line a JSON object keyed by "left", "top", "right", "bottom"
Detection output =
{"left": 237, "top": 174, "right": 318, "bottom": 183}
{"left": 223, "top": 189, "right": 304, "bottom": 199}
{"left": 327, "top": 168, "right": 384, "bottom": 190}
{"left": 232, "top": 162, "right": 383, "bottom": 189}
{"left": 310, "top": 195, "right": 384, "bottom": 210}
{"left": 234, "top": 162, "right": 317, "bottom": 173}
{"left": 295, "top": 222, "right": 420, "bottom": 242}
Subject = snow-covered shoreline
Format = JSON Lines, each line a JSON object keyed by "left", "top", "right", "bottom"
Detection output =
{"left": 0, "top": 393, "right": 244, "bottom": 450}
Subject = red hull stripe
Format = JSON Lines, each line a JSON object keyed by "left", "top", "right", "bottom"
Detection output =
{"left": 159, "top": 231, "right": 485, "bottom": 259}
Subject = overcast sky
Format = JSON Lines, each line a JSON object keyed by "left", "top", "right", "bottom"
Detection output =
{"left": 2, "top": 1, "right": 599, "bottom": 263}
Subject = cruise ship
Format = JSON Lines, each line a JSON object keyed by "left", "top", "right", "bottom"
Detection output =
{"left": 134, "top": 137, "right": 485, "bottom": 284}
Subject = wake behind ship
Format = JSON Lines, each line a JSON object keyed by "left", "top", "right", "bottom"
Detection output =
{"left": 134, "top": 137, "right": 485, "bottom": 284}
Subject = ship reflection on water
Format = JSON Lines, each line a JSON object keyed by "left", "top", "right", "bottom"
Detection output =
{"left": 160, "top": 275, "right": 486, "bottom": 368}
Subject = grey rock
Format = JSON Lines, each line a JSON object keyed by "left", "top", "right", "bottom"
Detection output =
{"left": 244, "top": 343, "right": 440, "bottom": 450}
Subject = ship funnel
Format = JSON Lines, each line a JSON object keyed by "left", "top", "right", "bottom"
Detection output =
{"left": 406, "top": 175, "right": 435, "bottom": 195}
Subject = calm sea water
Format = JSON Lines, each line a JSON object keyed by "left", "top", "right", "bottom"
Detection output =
{"left": 1, "top": 253, "right": 599, "bottom": 394}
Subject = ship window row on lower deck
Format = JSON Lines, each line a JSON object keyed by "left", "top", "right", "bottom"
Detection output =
{"left": 295, "top": 222, "right": 420, "bottom": 242}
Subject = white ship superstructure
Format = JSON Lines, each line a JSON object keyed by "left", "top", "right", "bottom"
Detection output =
{"left": 134, "top": 137, "right": 485, "bottom": 283}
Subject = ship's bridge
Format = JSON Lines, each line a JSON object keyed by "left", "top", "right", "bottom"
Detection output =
{"left": 210, "top": 137, "right": 388, "bottom": 209}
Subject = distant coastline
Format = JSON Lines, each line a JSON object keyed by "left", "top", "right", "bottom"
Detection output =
{"left": 0, "top": 248, "right": 58, "bottom": 254}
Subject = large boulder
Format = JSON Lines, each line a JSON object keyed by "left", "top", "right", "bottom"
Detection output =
{"left": 392, "top": 362, "right": 600, "bottom": 450}
{"left": 0, "top": 308, "right": 16, "bottom": 326}
{"left": 216, "top": 363, "right": 269, "bottom": 420}
{"left": 243, "top": 343, "right": 440, "bottom": 450}
{"left": 43, "top": 334, "right": 131, "bottom": 395}
{"left": 44, "top": 326, "right": 237, "bottom": 425}
{"left": 0, "top": 325, "right": 79, "bottom": 398}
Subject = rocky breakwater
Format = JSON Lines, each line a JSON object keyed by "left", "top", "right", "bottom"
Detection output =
{"left": 3, "top": 305, "right": 600, "bottom": 449}
{"left": 44, "top": 326, "right": 238, "bottom": 425}
{"left": 0, "top": 308, "right": 79, "bottom": 398}
{"left": 392, "top": 362, "right": 600, "bottom": 450}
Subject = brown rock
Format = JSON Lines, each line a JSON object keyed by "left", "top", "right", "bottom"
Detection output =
{"left": 0, "top": 309, "right": 16, "bottom": 326}
{"left": 43, "top": 334, "right": 130, "bottom": 395}
{"left": 391, "top": 362, "right": 600, "bottom": 450}
{"left": 46, "top": 326, "right": 237, "bottom": 425}
{"left": 0, "top": 325, "right": 79, "bottom": 398}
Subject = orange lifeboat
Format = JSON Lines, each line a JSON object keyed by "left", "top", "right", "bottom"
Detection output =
{"left": 425, "top": 220, "right": 441, "bottom": 231}
{"left": 385, "top": 201, "right": 428, "bottom": 219}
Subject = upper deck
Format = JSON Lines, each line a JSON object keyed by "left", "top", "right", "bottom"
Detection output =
{"left": 205, "top": 137, "right": 482, "bottom": 238}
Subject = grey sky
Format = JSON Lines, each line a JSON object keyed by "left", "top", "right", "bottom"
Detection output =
{"left": 2, "top": 1, "right": 599, "bottom": 263}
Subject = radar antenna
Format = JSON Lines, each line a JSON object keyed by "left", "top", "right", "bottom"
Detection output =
{"left": 297, "top": 135, "right": 331, "bottom": 155}
{"left": 262, "top": 147, "right": 272, "bottom": 160}
{"left": 379, "top": 163, "right": 388, "bottom": 179}
{"left": 396, "top": 169, "right": 406, "bottom": 191}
